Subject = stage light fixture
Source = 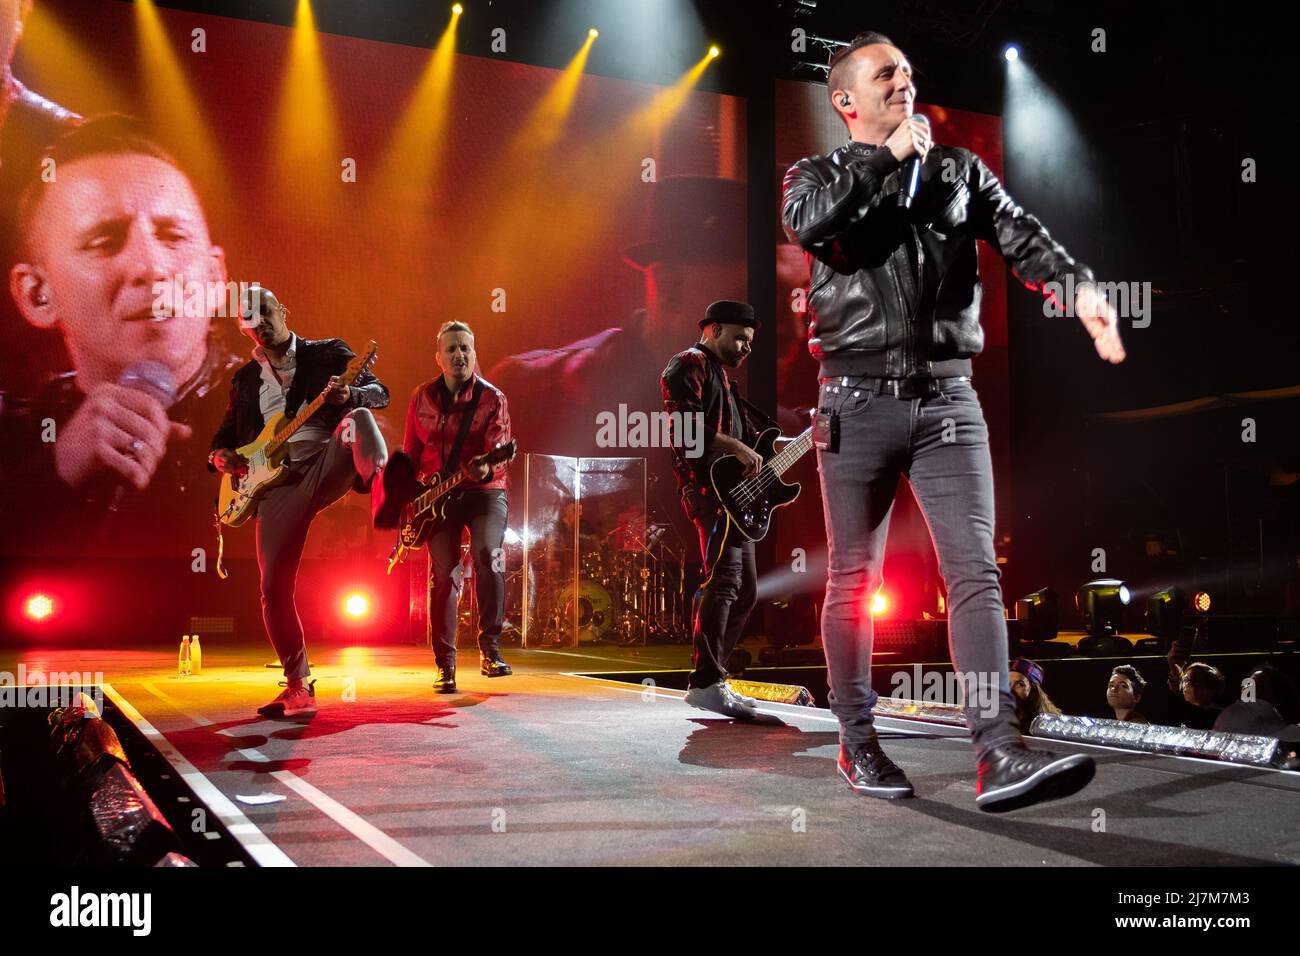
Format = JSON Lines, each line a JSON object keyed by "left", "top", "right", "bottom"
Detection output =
{"left": 1192, "top": 590, "right": 1212, "bottom": 613}
{"left": 1004, "top": 45, "right": 1020, "bottom": 62}
{"left": 589, "top": 28, "right": 599, "bottom": 39}
{"left": 24, "top": 593, "right": 54, "bottom": 621}
{"left": 1075, "top": 578, "right": 1131, "bottom": 637}
{"left": 1014, "top": 587, "right": 1059, "bottom": 643}
{"left": 709, "top": 45, "right": 720, "bottom": 58}
{"left": 1145, "top": 586, "right": 1186, "bottom": 639}
{"left": 870, "top": 590, "right": 889, "bottom": 617}
{"left": 343, "top": 593, "right": 370, "bottom": 620}
{"left": 452, "top": 3, "right": 463, "bottom": 14}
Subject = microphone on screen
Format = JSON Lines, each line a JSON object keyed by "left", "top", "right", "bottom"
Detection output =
{"left": 107, "top": 361, "right": 179, "bottom": 512}
{"left": 898, "top": 113, "right": 931, "bottom": 210}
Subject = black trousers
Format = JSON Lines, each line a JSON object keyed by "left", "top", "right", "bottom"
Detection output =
{"left": 683, "top": 486, "right": 757, "bottom": 689}
{"left": 426, "top": 490, "right": 508, "bottom": 666}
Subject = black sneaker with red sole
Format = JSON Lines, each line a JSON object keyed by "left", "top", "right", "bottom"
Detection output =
{"left": 976, "top": 742, "right": 1096, "bottom": 813}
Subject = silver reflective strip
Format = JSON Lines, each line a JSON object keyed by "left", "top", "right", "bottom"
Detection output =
{"left": 1030, "top": 712, "right": 1280, "bottom": 767}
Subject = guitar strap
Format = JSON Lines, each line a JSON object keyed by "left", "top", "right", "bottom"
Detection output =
{"left": 440, "top": 378, "right": 485, "bottom": 481}
{"left": 738, "top": 394, "right": 779, "bottom": 434}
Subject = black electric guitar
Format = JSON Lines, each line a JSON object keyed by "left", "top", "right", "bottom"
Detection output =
{"left": 386, "top": 440, "right": 518, "bottom": 573}
{"left": 709, "top": 426, "right": 813, "bottom": 541}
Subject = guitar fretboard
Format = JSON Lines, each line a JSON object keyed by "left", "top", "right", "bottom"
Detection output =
{"left": 266, "top": 391, "right": 330, "bottom": 459}
{"left": 264, "top": 343, "right": 376, "bottom": 459}
{"left": 414, "top": 472, "right": 464, "bottom": 513}
{"left": 765, "top": 426, "right": 814, "bottom": 478}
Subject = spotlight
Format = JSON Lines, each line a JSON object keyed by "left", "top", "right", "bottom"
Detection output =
{"left": 1192, "top": 590, "right": 1212, "bottom": 613}
{"left": 343, "top": 592, "right": 370, "bottom": 620}
{"left": 1003, "top": 45, "right": 1020, "bottom": 62}
{"left": 1145, "top": 586, "right": 1186, "bottom": 640}
{"left": 1075, "top": 578, "right": 1130, "bottom": 638}
{"left": 452, "top": 3, "right": 463, "bottom": 14}
{"left": 588, "top": 28, "right": 598, "bottom": 39}
{"left": 24, "top": 592, "right": 54, "bottom": 621}
{"left": 1014, "top": 587, "right": 1059, "bottom": 644}
{"left": 870, "top": 590, "right": 889, "bottom": 618}
{"left": 708, "top": 45, "right": 720, "bottom": 58}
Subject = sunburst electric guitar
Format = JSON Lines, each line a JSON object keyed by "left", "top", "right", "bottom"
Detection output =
{"left": 216, "top": 341, "right": 379, "bottom": 527}
{"left": 386, "top": 439, "right": 518, "bottom": 574}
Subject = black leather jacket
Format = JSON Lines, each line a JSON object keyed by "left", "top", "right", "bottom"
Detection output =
{"left": 782, "top": 140, "right": 1094, "bottom": 379}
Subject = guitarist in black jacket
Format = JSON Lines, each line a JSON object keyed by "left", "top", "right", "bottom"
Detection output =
{"left": 661, "top": 300, "right": 772, "bottom": 719}
{"left": 208, "top": 286, "right": 397, "bottom": 719}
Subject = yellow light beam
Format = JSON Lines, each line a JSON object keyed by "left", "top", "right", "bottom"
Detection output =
{"left": 623, "top": 47, "right": 716, "bottom": 139}
{"left": 272, "top": 0, "right": 341, "bottom": 192}
{"left": 135, "top": 0, "right": 226, "bottom": 194}
{"left": 462, "top": 50, "right": 719, "bottom": 318}
{"left": 375, "top": 6, "right": 460, "bottom": 201}
{"left": 508, "top": 30, "right": 596, "bottom": 152}
{"left": 20, "top": 5, "right": 127, "bottom": 114}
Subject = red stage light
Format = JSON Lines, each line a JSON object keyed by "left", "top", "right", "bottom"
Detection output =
{"left": 24, "top": 593, "right": 54, "bottom": 621}
{"left": 870, "top": 590, "right": 889, "bottom": 618}
{"left": 1192, "top": 590, "right": 1212, "bottom": 613}
{"left": 342, "top": 592, "right": 371, "bottom": 620}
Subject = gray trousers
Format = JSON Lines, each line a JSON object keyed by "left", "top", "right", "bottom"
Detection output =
{"left": 255, "top": 409, "right": 387, "bottom": 680}
{"left": 816, "top": 376, "right": 1018, "bottom": 761}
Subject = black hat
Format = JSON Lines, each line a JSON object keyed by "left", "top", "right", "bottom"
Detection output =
{"left": 699, "top": 300, "right": 759, "bottom": 330}
{"left": 622, "top": 176, "right": 747, "bottom": 269}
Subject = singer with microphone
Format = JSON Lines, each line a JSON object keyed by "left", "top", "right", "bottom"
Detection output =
{"left": 0, "top": 117, "right": 243, "bottom": 554}
{"left": 782, "top": 32, "right": 1125, "bottom": 812}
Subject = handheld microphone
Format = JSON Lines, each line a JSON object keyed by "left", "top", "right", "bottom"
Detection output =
{"left": 118, "top": 360, "right": 179, "bottom": 409}
{"left": 108, "top": 361, "right": 178, "bottom": 512}
{"left": 898, "top": 113, "right": 930, "bottom": 210}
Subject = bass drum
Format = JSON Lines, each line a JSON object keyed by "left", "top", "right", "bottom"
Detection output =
{"left": 559, "top": 579, "right": 618, "bottom": 643}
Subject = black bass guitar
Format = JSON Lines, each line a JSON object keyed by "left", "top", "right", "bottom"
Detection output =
{"left": 709, "top": 426, "right": 813, "bottom": 541}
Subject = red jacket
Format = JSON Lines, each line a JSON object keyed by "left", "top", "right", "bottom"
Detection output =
{"left": 402, "top": 375, "right": 512, "bottom": 491}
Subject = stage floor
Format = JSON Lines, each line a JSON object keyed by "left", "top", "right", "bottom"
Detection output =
{"left": 4, "top": 643, "right": 1298, "bottom": 866}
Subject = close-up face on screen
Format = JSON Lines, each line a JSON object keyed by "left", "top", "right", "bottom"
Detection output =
{"left": 0, "top": 0, "right": 746, "bottom": 561}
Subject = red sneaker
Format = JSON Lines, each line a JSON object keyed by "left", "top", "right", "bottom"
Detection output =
{"left": 257, "top": 680, "right": 318, "bottom": 719}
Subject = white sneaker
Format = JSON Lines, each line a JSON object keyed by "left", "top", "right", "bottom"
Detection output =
{"left": 684, "top": 681, "right": 759, "bottom": 719}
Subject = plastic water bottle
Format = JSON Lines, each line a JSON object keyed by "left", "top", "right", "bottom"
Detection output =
{"left": 190, "top": 634, "right": 202, "bottom": 675}
{"left": 179, "top": 636, "right": 191, "bottom": 677}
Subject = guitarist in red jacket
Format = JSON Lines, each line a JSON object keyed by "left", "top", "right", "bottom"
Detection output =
{"left": 661, "top": 301, "right": 768, "bottom": 719}
{"left": 209, "top": 286, "right": 395, "bottom": 719}
{"left": 382, "top": 321, "right": 514, "bottom": 694}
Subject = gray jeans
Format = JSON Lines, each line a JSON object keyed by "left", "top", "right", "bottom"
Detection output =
{"left": 815, "top": 376, "right": 1018, "bottom": 760}
{"left": 255, "top": 408, "right": 387, "bottom": 680}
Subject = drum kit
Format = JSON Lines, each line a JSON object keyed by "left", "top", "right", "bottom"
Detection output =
{"left": 445, "top": 459, "right": 694, "bottom": 647}
{"left": 531, "top": 514, "right": 690, "bottom": 646}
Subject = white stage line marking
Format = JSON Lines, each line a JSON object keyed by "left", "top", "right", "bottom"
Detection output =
{"left": 138, "top": 681, "right": 434, "bottom": 867}
{"left": 102, "top": 683, "right": 296, "bottom": 868}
